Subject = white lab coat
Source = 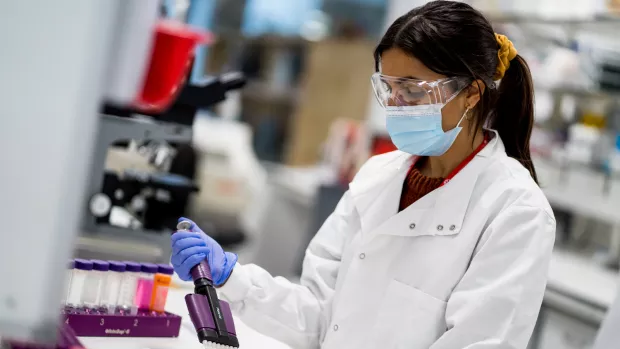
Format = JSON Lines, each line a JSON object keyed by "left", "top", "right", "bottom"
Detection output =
{"left": 219, "top": 130, "right": 556, "bottom": 349}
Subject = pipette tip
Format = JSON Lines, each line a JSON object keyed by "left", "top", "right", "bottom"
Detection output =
{"left": 202, "top": 340, "right": 237, "bottom": 349}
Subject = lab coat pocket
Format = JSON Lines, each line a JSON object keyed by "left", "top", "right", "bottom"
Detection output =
{"left": 367, "top": 279, "right": 447, "bottom": 349}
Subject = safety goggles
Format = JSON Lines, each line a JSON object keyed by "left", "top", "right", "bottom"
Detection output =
{"left": 370, "top": 73, "right": 472, "bottom": 108}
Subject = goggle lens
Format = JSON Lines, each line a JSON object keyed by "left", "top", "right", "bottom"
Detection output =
{"left": 371, "top": 74, "right": 469, "bottom": 108}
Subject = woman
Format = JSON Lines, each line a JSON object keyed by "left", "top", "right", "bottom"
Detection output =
{"left": 171, "top": 2, "right": 555, "bottom": 348}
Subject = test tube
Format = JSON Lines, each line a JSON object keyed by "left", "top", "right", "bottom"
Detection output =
{"left": 118, "top": 261, "right": 141, "bottom": 315}
{"left": 149, "top": 264, "right": 174, "bottom": 313}
{"left": 100, "top": 261, "right": 126, "bottom": 313}
{"left": 83, "top": 260, "right": 109, "bottom": 311}
{"left": 135, "top": 263, "right": 158, "bottom": 310}
{"left": 67, "top": 259, "right": 93, "bottom": 310}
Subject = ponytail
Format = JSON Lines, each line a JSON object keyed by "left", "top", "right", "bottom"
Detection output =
{"left": 491, "top": 55, "right": 538, "bottom": 184}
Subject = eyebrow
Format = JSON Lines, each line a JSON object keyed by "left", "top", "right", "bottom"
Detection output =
{"left": 391, "top": 75, "right": 423, "bottom": 82}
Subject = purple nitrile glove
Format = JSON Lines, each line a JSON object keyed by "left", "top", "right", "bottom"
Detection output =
{"left": 171, "top": 217, "right": 238, "bottom": 286}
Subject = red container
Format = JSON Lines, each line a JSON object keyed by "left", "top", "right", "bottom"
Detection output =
{"left": 134, "top": 20, "right": 213, "bottom": 113}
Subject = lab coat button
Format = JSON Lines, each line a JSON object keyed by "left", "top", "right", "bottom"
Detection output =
{"left": 450, "top": 225, "right": 456, "bottom": 231}
{"left": 359, "top": 253, "right": 366, "bottom": 259}
{"left": 409, "top": 223, "right": 416, "bottom": 229}
{"left": 437, "top": 225, "right": 444, "bottom": 231}
{"left": 333, "top": 324, "right": 339, "bottom": 331}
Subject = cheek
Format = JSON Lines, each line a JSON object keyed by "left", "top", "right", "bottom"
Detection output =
{"left": 440, "top": 102, "right": 461, "bottom": 132}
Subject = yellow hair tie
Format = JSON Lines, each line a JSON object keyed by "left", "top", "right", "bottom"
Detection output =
{"left": 494, "top": 33, "right": 518, "bottom": 80}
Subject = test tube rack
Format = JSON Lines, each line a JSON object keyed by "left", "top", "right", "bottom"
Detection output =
{"left": 4, "top": 309, "right": 182, "bottom": 349}
{"left": 61, "top": 307, "right": 182, "bottom": 338}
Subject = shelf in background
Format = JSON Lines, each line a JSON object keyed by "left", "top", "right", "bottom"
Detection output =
{"left": 548, "top": 249, "right": 619, "bottom": 311}
{"left": 543, "top": 185, "right": 620, "bottom": 226}
{"left": 487, "top": 13, "right": 620, "bottom": 25}
{"left": 534, "top": 156, "right": 620, "bottom": 225}
{"left": 242, "top": 81, "right": 299, "bottom": 105}
{"left": 541, "top": 86, "right": 620, "bottom": 98}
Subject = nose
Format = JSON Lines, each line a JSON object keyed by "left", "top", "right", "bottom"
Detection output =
{"left": 387, "top": 96, "right": 397, "bottom": 106}
{"left": 388, "top": 93, "right": 405, "bottom": 107}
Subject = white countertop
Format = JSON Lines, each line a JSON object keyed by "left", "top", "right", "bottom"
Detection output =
{"left": 534, "top": 156, "right": 620, "bottom": 226}
{"left": 547, "top": 249, "right": 619, "bottom": 309}
{"left": 80, "top": 284, "right": 291, "bottom": 349}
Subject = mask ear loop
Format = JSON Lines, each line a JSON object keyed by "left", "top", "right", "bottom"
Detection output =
{"left": 456, "top": 107, "right": 471, "bottom": 128}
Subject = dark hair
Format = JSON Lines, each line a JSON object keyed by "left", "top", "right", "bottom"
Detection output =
{"left": 374, "top": 0, "right": 538, "bottom": 183}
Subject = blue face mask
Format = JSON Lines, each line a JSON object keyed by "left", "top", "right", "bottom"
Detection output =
{"left": 385, "top": 104, "right": 468, "bottom": 156}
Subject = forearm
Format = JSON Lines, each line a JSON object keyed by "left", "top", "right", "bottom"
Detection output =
{"left": 218, "top": 263, "right": 326, "bottom": 349}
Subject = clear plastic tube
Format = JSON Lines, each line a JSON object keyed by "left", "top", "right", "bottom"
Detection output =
{"left": 100, "top": 261, "right": 125, "bottom": 313}
{"left": 135, "top": 263, "right": 158, "bottom": 310}
{"left": 150, "top": 264, "right": 174, "bottom": 313}
{"left": 83, "top": 260, "right": 109, "bottom": 311}
{"left": 67, "top": 259, "right": 93, "bottom": 309}
{"left": 118, "top": 261, "right": 141, "bottom": 315}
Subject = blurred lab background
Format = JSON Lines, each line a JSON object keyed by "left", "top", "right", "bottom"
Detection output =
{"left": 75, "top": 0, "right": 620, "bottom": 348}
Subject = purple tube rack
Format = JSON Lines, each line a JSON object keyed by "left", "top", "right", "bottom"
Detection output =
{"left": 62, "top": 307, "right": 181, "bottom": 338}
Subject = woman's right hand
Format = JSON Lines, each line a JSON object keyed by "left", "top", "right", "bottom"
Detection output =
{"left": 171, "top": 217, "right": 238, "bottom": 286}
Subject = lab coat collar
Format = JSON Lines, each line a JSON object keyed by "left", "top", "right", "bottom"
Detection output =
{"left": 477, "top": 129, "right": 502, "bottom": 158}
{"left": 349, "top": 129, "right": 504, "bottom": 237}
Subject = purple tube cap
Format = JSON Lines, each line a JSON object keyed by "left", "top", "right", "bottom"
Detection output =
{"left": 157, "top": 264, "right": 174, "bottom": 275}
{"left": 74, "top": 259, "right": 93, "bottom": 271}
{"left": 108, "top": 261, "right": 126, "bottom": 272}
{"left": 92, "top": 260, "right": 110, "bottom": 271}
{"left": 141, "top": 262, "right": 158, "bottom": 274}
{"left": 124, "top": 261, "right": 141, "bottom": 272}
{"left": 68, "top": 259, "right": 75, "bottom": 269}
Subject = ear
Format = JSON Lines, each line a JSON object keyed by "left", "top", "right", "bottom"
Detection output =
{"left": 464, "top": 79, "right": 485, "bottom": 109}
